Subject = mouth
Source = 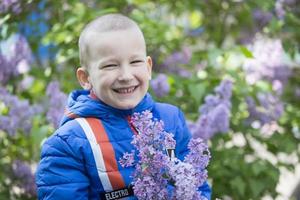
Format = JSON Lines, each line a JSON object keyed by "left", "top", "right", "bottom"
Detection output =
{"left": 113, "top": 86, "right": 138, "bottom": 94}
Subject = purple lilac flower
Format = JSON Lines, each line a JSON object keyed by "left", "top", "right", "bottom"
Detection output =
{"left": 0, "top": 87, "right": 41, "bottom": 136}
{"left": 272, "top": 79, "right": 283, "bottom": 95}
{"left": 239, "top": 9, "right": 272, "bottom": 44}
{"left": 190, "top": 79, "right": 233, "bottom": 140}
{"left": 275, "top": 0, "right": 286, "bottom": 19}
{"left": 188, "top": 116, "right": 213, "bottom": 140}
{"left": 133, "top": 172, "right": 169, "bottom": 200}
{"left": 0, "top": 53, "right": 14, "bottom": 85}
{"left": 164, "top": 47, "right": 191, "bottom": 66}
{"left": 215, "top": 79, "right": 233, "bottom": 100}
{"left": 46, "top": 81, "right": 68, "bottom": 128}
{"left": 168, "top": 161, "right": 198, "bottom": 199}
{"left": 243, "top": 36, "right": 291, "bottom": 93}
{"left": 210, "top": 104, "right": 230, "bottom": 133}
{"left": 12, "top": 160, "right": 36, "bottom": 197}
{"left": 184, "top": 138, "right": 210, "bottom": 190}
{"left": 198, "top": 95, "right": 220, "bottom": 114}
{"left": 0, "top": 0, "right": 22, "bottom": 14}
{"left": 185, "top": 138, "right": 210, "bottom": 171}
{"left": 161, "top": 47, "right": 192, "bottom": 77}
{"left": 253, "top": 9, "right": 273, "bottom": 30}
{"left": 150, "top": 73, "right": 170, "bottom": 98}
{"left": 119, "top": 151, "right": 135, "bottom": 168}
{"left": 0, "top": 34, "right": 33, "bottom": 85}
{"left": 246, "top": 92, "right": 284, "bottom": 125}
{"left": 164, "top": 132, "right": 176, "bottom": 149}
{"left": 122, "top": 110, "right": 210, "bottom": 200}
{"left": 132, "top": 145, "right": 170, "bottom": 199}
{"left": 18, "top": 75, "right": 34, "bottom": 91}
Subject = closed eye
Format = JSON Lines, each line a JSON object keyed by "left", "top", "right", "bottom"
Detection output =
{"left": 130, "top": 60, "right": 144, "bottom": 64}
{"left": 101, "top": 64, "right": 118, "bottom": 69}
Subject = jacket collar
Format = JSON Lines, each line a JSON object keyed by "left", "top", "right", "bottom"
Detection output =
{"left": 60, "top": 90, "right": 154, "bottom": 126}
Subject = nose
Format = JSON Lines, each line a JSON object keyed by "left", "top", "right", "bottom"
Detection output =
{"left": 117, "top": 65, "right": 134, "bottom": 81}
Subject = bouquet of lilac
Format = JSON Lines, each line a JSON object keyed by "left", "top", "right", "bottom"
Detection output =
{"left": 119, "top": 110, "right": 210, "bottom": 200}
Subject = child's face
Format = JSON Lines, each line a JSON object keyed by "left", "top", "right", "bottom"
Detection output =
{"left": 85, "top": 28, "right": 152, "bottom": 110}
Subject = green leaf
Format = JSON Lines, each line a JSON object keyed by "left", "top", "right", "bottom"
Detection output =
{"left": 256, "top": 80, "right": 271, "bottom": 91}
{"left": 188, "top": 83, "right": 206, "bottom": 103}
{"left": 229, "top": 177, "right": 246, "bottom": 196}
{"left": 240, "top": 46, "right": 253, "bottom": 58}
{"left": 251, "top": 161, "right": 266, "bottom": 176}
{"left": 29, "top": 80, "right": 45, "bottom": 96}
{"left": 30, "top": 116, "right": 52, "bottom": 146}
{"left": 249, "top": 179, "right": 265, "bottom": 198}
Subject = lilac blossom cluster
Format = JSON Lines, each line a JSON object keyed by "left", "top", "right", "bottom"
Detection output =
{"left": 150, "top": 73, "right": 170, "bottom": 98}
{"left": 188, "top": 79, "right": 233, "bottom": 140}
{"left": 0, "top": 0, "right": 22, "bottom": 14}
{"left": 275, "top": 0, "right": 286, "bottom": 19}
{"left": 168, "top": 162, "right": 198, "bottom": 199}
{"left": 12, "top": 160, "right": 36, "bottom": 197}
{"left": 240, "top": 1, "right": 297, "bottom": 43}
{"left": 119, "top": 150, "right": 135, "bottom": 168}
{"left": 243, "top": 36, "right": 291, "bottom": 95}
{"left": 246, "top": 92, "right": 284, "bottom": 125}
{"left": 46, "top": 81, "right": 68, "bottom": 128}
{"left": 0, "top": 87, "right": 41, "bottom": 136}
{"left": 239, "top": 9, "right": 272, "bottom": 44}
{"left": 252, "top": 9, "right": 273, "bottom": 29}
{"left": 0, "top": 34, "right": 33, "bottom": 85}
{"left": 275, "top": 0, "right": 298, "bottom": 19}
{"left": 169, "top": 137, "right": 210, "bottom": 200}
{"left": 242, "top": 36, "right": 289, "bottom": 126}
{"left": 119, "top": 110, "right": 210, "bottom": 200}
{"left": 161, "top": 47, "right": 192, "bottom": 77}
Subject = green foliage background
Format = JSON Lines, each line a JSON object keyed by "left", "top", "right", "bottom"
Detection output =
{"left": 1, "top": 0, "right": 300, "bottom": 199}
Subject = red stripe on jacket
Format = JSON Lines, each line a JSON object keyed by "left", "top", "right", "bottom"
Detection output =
{"left": 86, "top": 118, "right": 125, "bottom": 190}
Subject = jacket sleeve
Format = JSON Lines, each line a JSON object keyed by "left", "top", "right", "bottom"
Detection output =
{"left": 175, "top": 108, "right": 212, "bottom": 200}
{"left": 35, "top": 134, "right": 90, "bottom": 200}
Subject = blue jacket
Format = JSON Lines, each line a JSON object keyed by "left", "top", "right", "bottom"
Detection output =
{"left": 36, "top": 90, "right": 211, "bottom": 199}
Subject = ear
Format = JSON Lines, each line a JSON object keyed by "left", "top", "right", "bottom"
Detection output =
{"left": 76, "top": 67, "right": 92, "bottom": 90}
{"left": 146, "top": 56, "right": 152, "bottom": 80}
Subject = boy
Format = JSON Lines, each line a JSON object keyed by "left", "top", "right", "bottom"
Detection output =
{"left": 36, "top": 13, "right": 211, "bottom": 199}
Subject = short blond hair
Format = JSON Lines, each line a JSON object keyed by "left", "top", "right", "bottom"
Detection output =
{"left": 78, "top": 13, "right": 143, "bottom": 68}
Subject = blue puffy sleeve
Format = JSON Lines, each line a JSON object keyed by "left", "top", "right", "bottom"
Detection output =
{"left": 35, "top": 134, "right": 89, "bottom": 200}
{"left": 175, "top": 108, "right": 212, "bottom": 200}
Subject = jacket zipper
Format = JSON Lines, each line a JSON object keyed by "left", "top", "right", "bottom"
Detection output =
{"left": 126, "top": 115, "right": 139, "bottom": 135}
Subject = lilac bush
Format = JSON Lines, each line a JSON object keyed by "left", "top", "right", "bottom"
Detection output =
{"left": 189, "top": 79, "right": 233, "bottom": 140}
{"left": 161, "top": 47, "right": 192, "bottom": 77}
{"left": 12, "top": 160, "right": 36, "bottom": 197}
{"left": 0, "top": 34, "right": 33, "bottom": 85}
{"left": 150, "top": 73, "right": 170, "bottom": 98}
{"left": 252, "top": 9, "right": 273, "bottom": 31}
{"left": 243, "top": 36, "right": 291, "bottom": 94}
{"left": 46, "top": 81, "right": 68, "bottom": 128}
{"left": 274, "top": 0, "right": 297, "bottom": 19}
{"left": 275, "top": 0, "right": 286, "bottom": 19}
{"left": 0, "top": 0, "right": 22, "bottom": 14}
{"left": 0, "top": 87, "right": 41, "bottom": 136}
{"left": 246, "top": 92, "right": 284, "bottom": 125}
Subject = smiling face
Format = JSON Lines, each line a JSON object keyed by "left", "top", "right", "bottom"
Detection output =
{"left": 81, "top": 28, "right": 152, "bottom": 110}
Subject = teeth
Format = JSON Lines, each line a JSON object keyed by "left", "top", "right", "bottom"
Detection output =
{"left": 116, "top": 86, "right": 136, "bottom": 94}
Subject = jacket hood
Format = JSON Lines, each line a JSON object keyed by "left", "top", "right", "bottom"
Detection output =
{"left": 60, "top": 90, "right": 154, "bottom": 126}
